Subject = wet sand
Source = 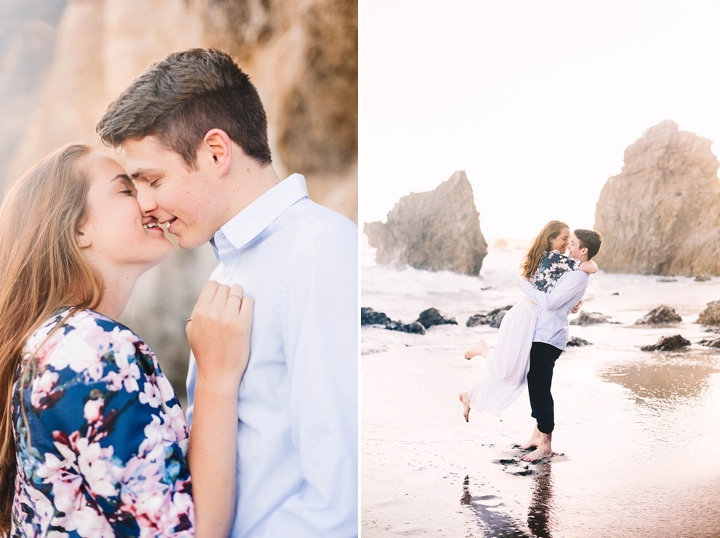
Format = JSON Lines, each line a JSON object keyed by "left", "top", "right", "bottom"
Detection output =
{"left": 362, "top": 245, "right": 720, "bottom": 537}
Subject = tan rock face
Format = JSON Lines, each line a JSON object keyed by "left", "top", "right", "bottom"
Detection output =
{"left": 364, "top": 171, "right": 488, "bottom": 276}
{"left": 0, "top": 0, "right": 357, "bottom": 399}
{"left": 594, "top": 120, "right": 720, "bottom": 276}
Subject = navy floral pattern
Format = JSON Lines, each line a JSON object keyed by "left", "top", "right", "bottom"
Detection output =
{"left": 532, "top": 250, "right": 582, "bottom": 293}
{"left": 11, "top": 309, "right": 194, "bottom": 537}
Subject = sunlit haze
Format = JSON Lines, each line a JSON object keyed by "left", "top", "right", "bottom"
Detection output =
{"left": 360, "top": 0, "right": 720, "bottom": 239}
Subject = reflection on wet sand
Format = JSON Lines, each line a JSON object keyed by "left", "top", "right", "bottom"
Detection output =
{"left": 527, "top": 462, "right": 553, "bottom": 538}
{"left": 461, "top": 462, "right": 555, "bottom": 538}
{"left": 600, "top": 352, "right": 720, "bottom": 408}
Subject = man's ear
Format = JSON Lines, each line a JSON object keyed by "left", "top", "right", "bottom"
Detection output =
{"left": 202, "top": 129, "right": 233, "bottom": 177}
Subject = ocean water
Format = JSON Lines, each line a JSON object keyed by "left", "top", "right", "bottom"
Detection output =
{"left": 362, "top": 238, "right": 720, "bottom": 537}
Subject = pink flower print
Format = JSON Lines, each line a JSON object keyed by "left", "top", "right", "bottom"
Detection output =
{"left": 138, "top": 381, "right": 161, "bottom": 408}
{"left": 75, "top": 438, "right": 120, "bottom": 498}
{"left": 104, "top": 360, "right": 141, "bottom": 393}
{"left": 30, "top": 369, "right": 60, "bottom": 410}
{"left": 83, "top": 398, "right": 105, "bottom": 424}
{"left": 55, "top": 498, "right": 114, "bottom": 538}
{"left": 156, "top": 373, "right": 177, "bottom": 405}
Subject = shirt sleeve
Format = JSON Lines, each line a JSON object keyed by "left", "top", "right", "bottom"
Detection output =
{"left": 260, "top": 230, "right": 358, "bottom": 537}
{"left": 17, "top": 317, "right": 194, "bottom": 537}
{"left": 522, "top": 271, "right": 588, "bottom": 311}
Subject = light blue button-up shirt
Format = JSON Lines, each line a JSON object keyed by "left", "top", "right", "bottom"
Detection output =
{"left": 185, "top": 174, "right": 358, "bottom": 537}
{"left": 521, "top": 271, "right": 589, "bottom": 351}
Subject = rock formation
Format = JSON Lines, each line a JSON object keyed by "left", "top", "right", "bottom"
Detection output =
{"left": 570, "top": 311, "right": 615, "bottom": 326}
{"left": 493, "top": 238, "right": 508, "bottom": 248}
{"left": 0, "top": 0, "right": 357, "bottom": 400}
{"left": 416, "top": 308, "right": 457, "bottom": 328}
{"left": 698, "top": 337, "right": 720, "bottom": 348}
{"left": 364, "top": 171, "right": 488, "bottom": 276}
{"left": 696, "top": 301, "right": 720, "bottom": 325}
{"left": 641, "top": 335, "right": 690, "bottom": 352}
{"left": 594, "top": 120, "right": 720, "bottom": 276}
{"left": 634, "top": 305, "right": 682, "bottom": 325}
{"left": 567, "top": 337, "right": 591, "bottom": 347}
{"left": 361, "top": 307, "right": 426, "bottom": 335}
{"left": 466, "top": 305, "right": 513, "bottom": 329}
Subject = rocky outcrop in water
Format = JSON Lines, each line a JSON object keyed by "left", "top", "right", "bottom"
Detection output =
{"left": 466, "top": 305, "right": 513, "bottom": 329}
{"left": 696, "top": 301, "right": 720, "bottom": 325}
{"left": 594, "top": 120, "right": 720, "bottom": 276}
{"left": 634, "top": 305, "right": 682, "bottom": 325}
{"left": 698, "top": 337, "right": 720, "bottom": 348}
{"left": 364, "top": 171, "right": 488, "bottom": 276}
{"left": 416, "top": 308, "right": 457, "bottom": 328}
{"left": 641, "top": 335, "right": 691, "bottom": 352}
{"left": 567, "top": 337, "right": 591, "bottom": 347}
{"left": 361, "top": 307, "right": 426, "bottom": 335}
{"left": 570, "top": 311, "right": 614, "bottom": 326}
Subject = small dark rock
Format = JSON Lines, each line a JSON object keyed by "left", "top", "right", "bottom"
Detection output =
{"left": 570, "top": 311, "right": 612, "bottom": 326}
{"left": 361, "top": 307, "right": 391, "bottom": 326}
{"left": 695, "top": 275, "right": 712, "bottom": 282}
{"left": 416, "top": 307, "right": 457, "bottom": 328}
{"left": 612, "top": 292, "right": 620, "bottom": 296}
{"left": 641, "top": 334, "right": 691, "bottom": 351}
{"left": 466, "top": 305, "right": 513, "bottom": 328}
{"left": 635, "top": 305, "right": 682, "bottom": 325}
{"left": 567, "top": 337, "right": 592, "bottom": 347}
{"left": 385, "top": 320, "right": 426, "bottom": 335}
{"left": 698, "top": 338, "right": 720, "bottom": 348}
{"left": 657, "top": 278, "right": 678, "bottom": 283}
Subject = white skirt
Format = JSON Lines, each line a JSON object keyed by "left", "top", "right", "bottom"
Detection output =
{"left": 467, "top": 299, "right": 539, "bottom": 417}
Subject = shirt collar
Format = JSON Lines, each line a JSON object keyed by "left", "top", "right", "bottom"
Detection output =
{"left": 211, "top": 174, "right": 308, "bottom": 263}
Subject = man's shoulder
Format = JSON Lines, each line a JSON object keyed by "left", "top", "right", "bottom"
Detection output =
{"left": 277, "top": 198, "right": 357, "bottom": 243}
{"left": 558, "top": 270, "right": 589, "bottom": 283}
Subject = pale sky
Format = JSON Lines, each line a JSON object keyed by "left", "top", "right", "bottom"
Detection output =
{"left": 360, "top": 0, "right": 720, "bottom": 239}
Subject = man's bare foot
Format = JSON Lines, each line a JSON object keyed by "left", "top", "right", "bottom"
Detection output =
{"left": 521, "top": 431, "right": 552, "bottom": 461}
{"left": 521, "top": 446, "right": 553, "bottom": 462}
{"left": 464, "top": 340, "right": 489, "bottom": 360}
{"left": 459, "top": 392, "right": 471, "bottom": 422}
{"left": 519, "top": 426, "right": 543, "bottom": 450}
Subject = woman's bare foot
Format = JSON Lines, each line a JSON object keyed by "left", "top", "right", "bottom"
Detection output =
{"left": 464, "top": 340, "right": 489, "bottom": 360}
{"left": 459, "top": 392, "right": 471, "bottom": 422}
{"left": 519, "top": 426, "right": 543, "bottom": 450}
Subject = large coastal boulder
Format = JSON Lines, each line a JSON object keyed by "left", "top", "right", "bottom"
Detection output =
{"left": 696, "top": 300, "right": 720, "bottom": 326}
{"left": 364, "top": 171, "right": 488, "bottom": 276}
{"left": 594, "top": 120, "right": 720, "bottom": 276}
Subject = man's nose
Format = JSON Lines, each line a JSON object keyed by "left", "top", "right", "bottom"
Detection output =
{"left": 136, "top": 183, "right": 157, "bottom": 215}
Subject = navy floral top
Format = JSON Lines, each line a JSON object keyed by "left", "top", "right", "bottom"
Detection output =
{"left": 11, "top": 309, "right": 194, "bottom": 537}
{"left": 532, "top": 250, "right": 583, "bottom": 293}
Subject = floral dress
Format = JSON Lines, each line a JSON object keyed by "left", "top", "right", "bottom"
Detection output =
{"left": 11, "top": 309, "right": 194, "bottom": 537}
{"left": 532, "top": 250, "right": 583, "bottom": 293}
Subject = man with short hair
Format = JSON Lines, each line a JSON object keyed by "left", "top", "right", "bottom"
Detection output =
{"left": 97, "top": 48, "right": 358, "bottom": 537}
{"left": 519, "top": 229, "right": 602, "bottom": 462}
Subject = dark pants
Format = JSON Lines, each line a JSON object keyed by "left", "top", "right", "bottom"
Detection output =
{"left": 527, "top": 342, "right": 563, "bottom": 434}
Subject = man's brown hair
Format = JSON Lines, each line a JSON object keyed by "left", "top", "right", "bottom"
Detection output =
{"left": 96, "top": 48, "right": 271, "bottom": 168}
{"left": 574, "top": 229, "right": 602, "bottom": 259}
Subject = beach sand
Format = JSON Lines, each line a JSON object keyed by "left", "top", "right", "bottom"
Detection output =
{"left": 362, "top": 240, "right": 720, "bottom": 537}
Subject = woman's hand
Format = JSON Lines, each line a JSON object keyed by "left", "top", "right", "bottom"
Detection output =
{"left": 186, "top": 281, "right": 253, "bottom": 390}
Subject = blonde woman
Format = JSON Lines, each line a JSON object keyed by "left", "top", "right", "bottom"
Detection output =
{"left": 459, "top": 220, "right": 597, "bottom": 422}
{"left": 0, "top": 145, "right": 251, "bottom": 537}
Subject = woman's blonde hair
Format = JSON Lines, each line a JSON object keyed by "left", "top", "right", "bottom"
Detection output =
{"left": 0, "top": 144, "right": 104, "bottom": 532}
{"left": 520, "top": 220, "right": 570, "bottom": 279}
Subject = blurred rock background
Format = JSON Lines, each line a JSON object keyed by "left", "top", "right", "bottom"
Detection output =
{"left": 0, "top": 0, "right": 358, "bottom": 402}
